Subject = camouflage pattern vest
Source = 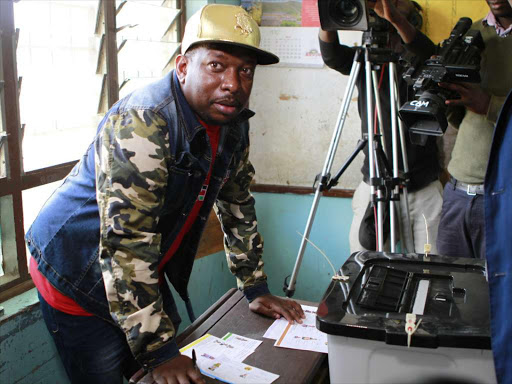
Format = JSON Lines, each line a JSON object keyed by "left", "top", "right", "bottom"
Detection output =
{"left": 26, "top": 71, "right": 252, "bottom": 323}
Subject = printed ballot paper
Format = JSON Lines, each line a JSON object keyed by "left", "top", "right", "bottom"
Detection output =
{"left": 180, "top": 334, "right": 279, "bottom": 384}
{"left": 264, "top": 305, "right": 328, "bottom": 354}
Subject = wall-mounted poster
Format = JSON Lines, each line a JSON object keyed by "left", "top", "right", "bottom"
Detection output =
{"left": 241, "top": 0, "right": 320, "bottom": 27}
{"left": 259, "top": 27, "right": 323, "bottom": 68}
{"left": 241, "top": 0, "right": 323, "bottom": 68}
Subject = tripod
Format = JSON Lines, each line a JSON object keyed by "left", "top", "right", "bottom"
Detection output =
{"left": 284, "top": 36, "right": 414, "bottom": 298}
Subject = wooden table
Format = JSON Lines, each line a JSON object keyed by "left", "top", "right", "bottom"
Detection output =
{"left": 130, "top": 289, "right": 327, "bottom": 383}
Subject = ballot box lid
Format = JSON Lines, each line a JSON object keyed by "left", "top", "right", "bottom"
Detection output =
{"left": 316, "top": 251, "right": 491, "bottom": 349}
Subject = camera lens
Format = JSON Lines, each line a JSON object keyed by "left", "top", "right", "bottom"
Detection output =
{"left": 330, "top": 0, "right": 363, "bottom": 26}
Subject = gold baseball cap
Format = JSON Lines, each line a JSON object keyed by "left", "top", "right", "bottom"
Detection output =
{"left": 181, "top": 4, "right": 279, "bottom": 65}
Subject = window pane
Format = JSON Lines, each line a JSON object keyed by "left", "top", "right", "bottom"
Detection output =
{"left": 0, "top": 35, "right": 7, "bottom": 179}
{"left": 0, "top": 195, "right": 18, "bottom": 283}
{"left": 22, "top": 180, "right": 61, "bottom": 233}
{"left": 116, "top": 0, "right": 180, "bottom": 98}
{"left": 22, "top": 181, "right": 61, "bottom": 267}
{"left": 14, "top": 1, "right": 102, "bottom": 172}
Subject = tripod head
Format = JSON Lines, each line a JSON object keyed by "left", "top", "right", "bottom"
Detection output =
{"left": 362, "top": 26, "right": 400, "bottom": 66}
{"left": 284, "top": 33, "right": 414, "bottom": 298}
{"left": 362, "top": 22, "right": 390, "bottom": 47}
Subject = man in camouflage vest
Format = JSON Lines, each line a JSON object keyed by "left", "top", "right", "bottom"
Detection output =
{"left": 26, "top": 5, "right": 304, "bottom": 383}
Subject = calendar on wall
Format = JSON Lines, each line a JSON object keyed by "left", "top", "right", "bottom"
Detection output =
{"left": 240, "top": 0, "right": 323, "bottom": 68}
{"left": 260, "top": 27, "right": 324, "bottom": 68}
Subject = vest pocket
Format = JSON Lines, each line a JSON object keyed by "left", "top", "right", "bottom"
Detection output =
{"left": 163, "top": 152, "right": 204, "bottom": 213}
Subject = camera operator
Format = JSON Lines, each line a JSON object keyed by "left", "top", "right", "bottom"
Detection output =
{"left": 404, "top": 0, "right": 512, "bottom": 260}
{"left": 319, "top": 0, "right": 443, "bottom": 254}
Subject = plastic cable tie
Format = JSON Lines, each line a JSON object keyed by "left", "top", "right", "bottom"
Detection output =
{"left": 405, "top": 313, "right": 422, "bottom": 348}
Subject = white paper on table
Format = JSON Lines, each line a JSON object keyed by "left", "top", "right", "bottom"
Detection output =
{"left": 263, "top": 317, "right": 289, "bottom": 340}
{"left": 221, "top": 332, "right": 263, "bottom": 353}
{"left": 263, "top": 304, "right": 319, "bottom": 340}
{"left": 197, "top": 355, "right": 279, "bottom": 384}
{"left": 180, "top": 334, "right": 254, "bottom": 363}
{"left": 180, "top": 335, "right": 279, "bottom": 384}
{"left": 274, "top": 321, "right": 328, "bottom": 354}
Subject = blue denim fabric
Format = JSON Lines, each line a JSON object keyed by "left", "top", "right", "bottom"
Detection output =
{"left": 436, "top": 182, "right": 486, "bottom": 259}
{"left": 38, "top": 293, "right": 142, "bottom": 384}
{"left": 485, "top": 90, "right": 512, "bottom": 384}
{"left": 26, "top": 70, "right": 268, "bottom": 369}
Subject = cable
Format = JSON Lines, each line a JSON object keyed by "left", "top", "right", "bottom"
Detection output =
{"left": 422, "top": 213, "right": 431, "bottom": 255}
{"left": 296, "top": 231, "right": 338, "bottom": 278}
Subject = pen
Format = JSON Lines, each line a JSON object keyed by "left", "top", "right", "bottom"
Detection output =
{"left": 192, "top": 349, "right": 198, "bottom": 370}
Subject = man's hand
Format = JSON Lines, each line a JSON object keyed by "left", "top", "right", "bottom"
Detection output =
{"left": 439, "top": 82, "right": 491, "bottom": 115}
{"left": 152, "top": 355, "right": 205, "bottom": 384}
{"left": 249, "top": 294, "right": 305, "bottom": 324}
{"left": 368, "top": 0, "right": 404, "bottom": 24}
{"left": 368, "top": 0, "right": 418, "bottom": 43}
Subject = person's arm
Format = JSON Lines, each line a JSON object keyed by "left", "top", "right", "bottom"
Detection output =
{"left": 318, "top": 29, "right": 337, "bottom": 44}
{"left": 368, "top": 0, "right": 417, "bottom": 43}
{"left": 369, "top": 0, "right": 437, "bottom": 61}
{"left": 95, "top": 109, "right": 184, "bottom": 371}
{"left": 318, "top": 29, "right": 356, "bottom": 75}
{"left": 214, "top": 144, "right": 267, "bottom": 299}
{"left": 215, "top": 136, "right": 304, "bottom": 323}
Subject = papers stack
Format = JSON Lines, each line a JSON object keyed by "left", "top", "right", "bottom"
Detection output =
{"left": 179, "top": 304, "right": 326, "bottom": 383}
{"left": 180, "top": 333, "right": 279, "bottom": 384}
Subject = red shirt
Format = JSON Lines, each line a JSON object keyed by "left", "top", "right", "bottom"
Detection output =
{"left": 32, "top": 121, "right": 221, "bottom": 315}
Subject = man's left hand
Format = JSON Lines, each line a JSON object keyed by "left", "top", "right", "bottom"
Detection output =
{"left": 249, "top": 294, "right": 305, "bottom": 323}
{"left": 368, "top": 0, "right": 403, "bottom": 24}
{"left": 439, "top": 82, "right": 491, "bottom": 115}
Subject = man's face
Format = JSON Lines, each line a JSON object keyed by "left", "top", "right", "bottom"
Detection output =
{"left": 486, "top": 0, "right": 512, "bottom": 18}
{"left": 176, "top": 45, "right": 258, "bottom": 125}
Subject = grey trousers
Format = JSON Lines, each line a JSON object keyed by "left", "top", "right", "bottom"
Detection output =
{"left": 349, "top": 180, "right": 443, "bottom": 254}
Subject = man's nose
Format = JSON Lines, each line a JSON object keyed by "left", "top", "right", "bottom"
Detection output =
{"left": 221, "top": 68, "right": 241, "bottom": 93}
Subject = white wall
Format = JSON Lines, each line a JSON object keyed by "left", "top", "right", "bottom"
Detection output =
{"left": 249, "top": 30, "right": 364, "bottom": 190}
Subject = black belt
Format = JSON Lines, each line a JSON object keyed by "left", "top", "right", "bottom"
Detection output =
{"left": 450, "top": 176, "right": 484, "bottom": 195}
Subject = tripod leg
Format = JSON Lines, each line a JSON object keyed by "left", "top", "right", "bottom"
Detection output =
{"left": 372, "top": 68, "right": 388, "bottom": 159}
{"left": 364, "top": 49, "right": 386, "bottom": 252}
{"left": 284, "top": 50, "right": 363, "bottom": 298}
{"left": 391, "top": 63, "right": 414, "bottom": 253}
{"left": 389, "top": 62, "right": 400, "bottom": 252}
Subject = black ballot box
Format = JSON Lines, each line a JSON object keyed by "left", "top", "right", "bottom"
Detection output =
{"left": 316, "top": 251, "right": 496, "bottom": 384}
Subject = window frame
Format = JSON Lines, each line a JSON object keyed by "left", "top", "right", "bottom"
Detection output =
{"left": 0, "top": 0, "right": 186, "bottom": 302}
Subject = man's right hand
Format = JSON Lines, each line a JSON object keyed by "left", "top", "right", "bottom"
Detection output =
{"left": 152, "top": 355, "right": 205, "bottom": 384}
{"left": 439, "top": 82, "right": 491, "bottom": 116}
{"left": 368, "top": 0, "right": 405, "bottom": 25}
{"left": 368, "top": 0, "right": 418, "bottom": 44}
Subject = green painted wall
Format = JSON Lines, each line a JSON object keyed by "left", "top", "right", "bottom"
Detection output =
{"left": 252, "top": 192, "right": 352, "bottom": 303}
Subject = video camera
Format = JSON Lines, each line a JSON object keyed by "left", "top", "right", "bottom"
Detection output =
{"left": 399, "top": 17, "right": 485, "bottom": 137}
{"left": 318, "top": 0, "right": 386, "bottom": 32}
{"left": 318, "top": 0, "right": 392, "bottom": 51}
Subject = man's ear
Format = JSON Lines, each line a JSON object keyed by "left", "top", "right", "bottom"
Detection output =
{"left": 175, "top": 54, "right": 188, "bottom": 84}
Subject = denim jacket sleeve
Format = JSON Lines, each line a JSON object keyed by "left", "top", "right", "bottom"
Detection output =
{"left": 95, "top": 108, "right": 180, "bottom": 369}
{"left": 214, "top": 144, "right": 269, "bottom": 301}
